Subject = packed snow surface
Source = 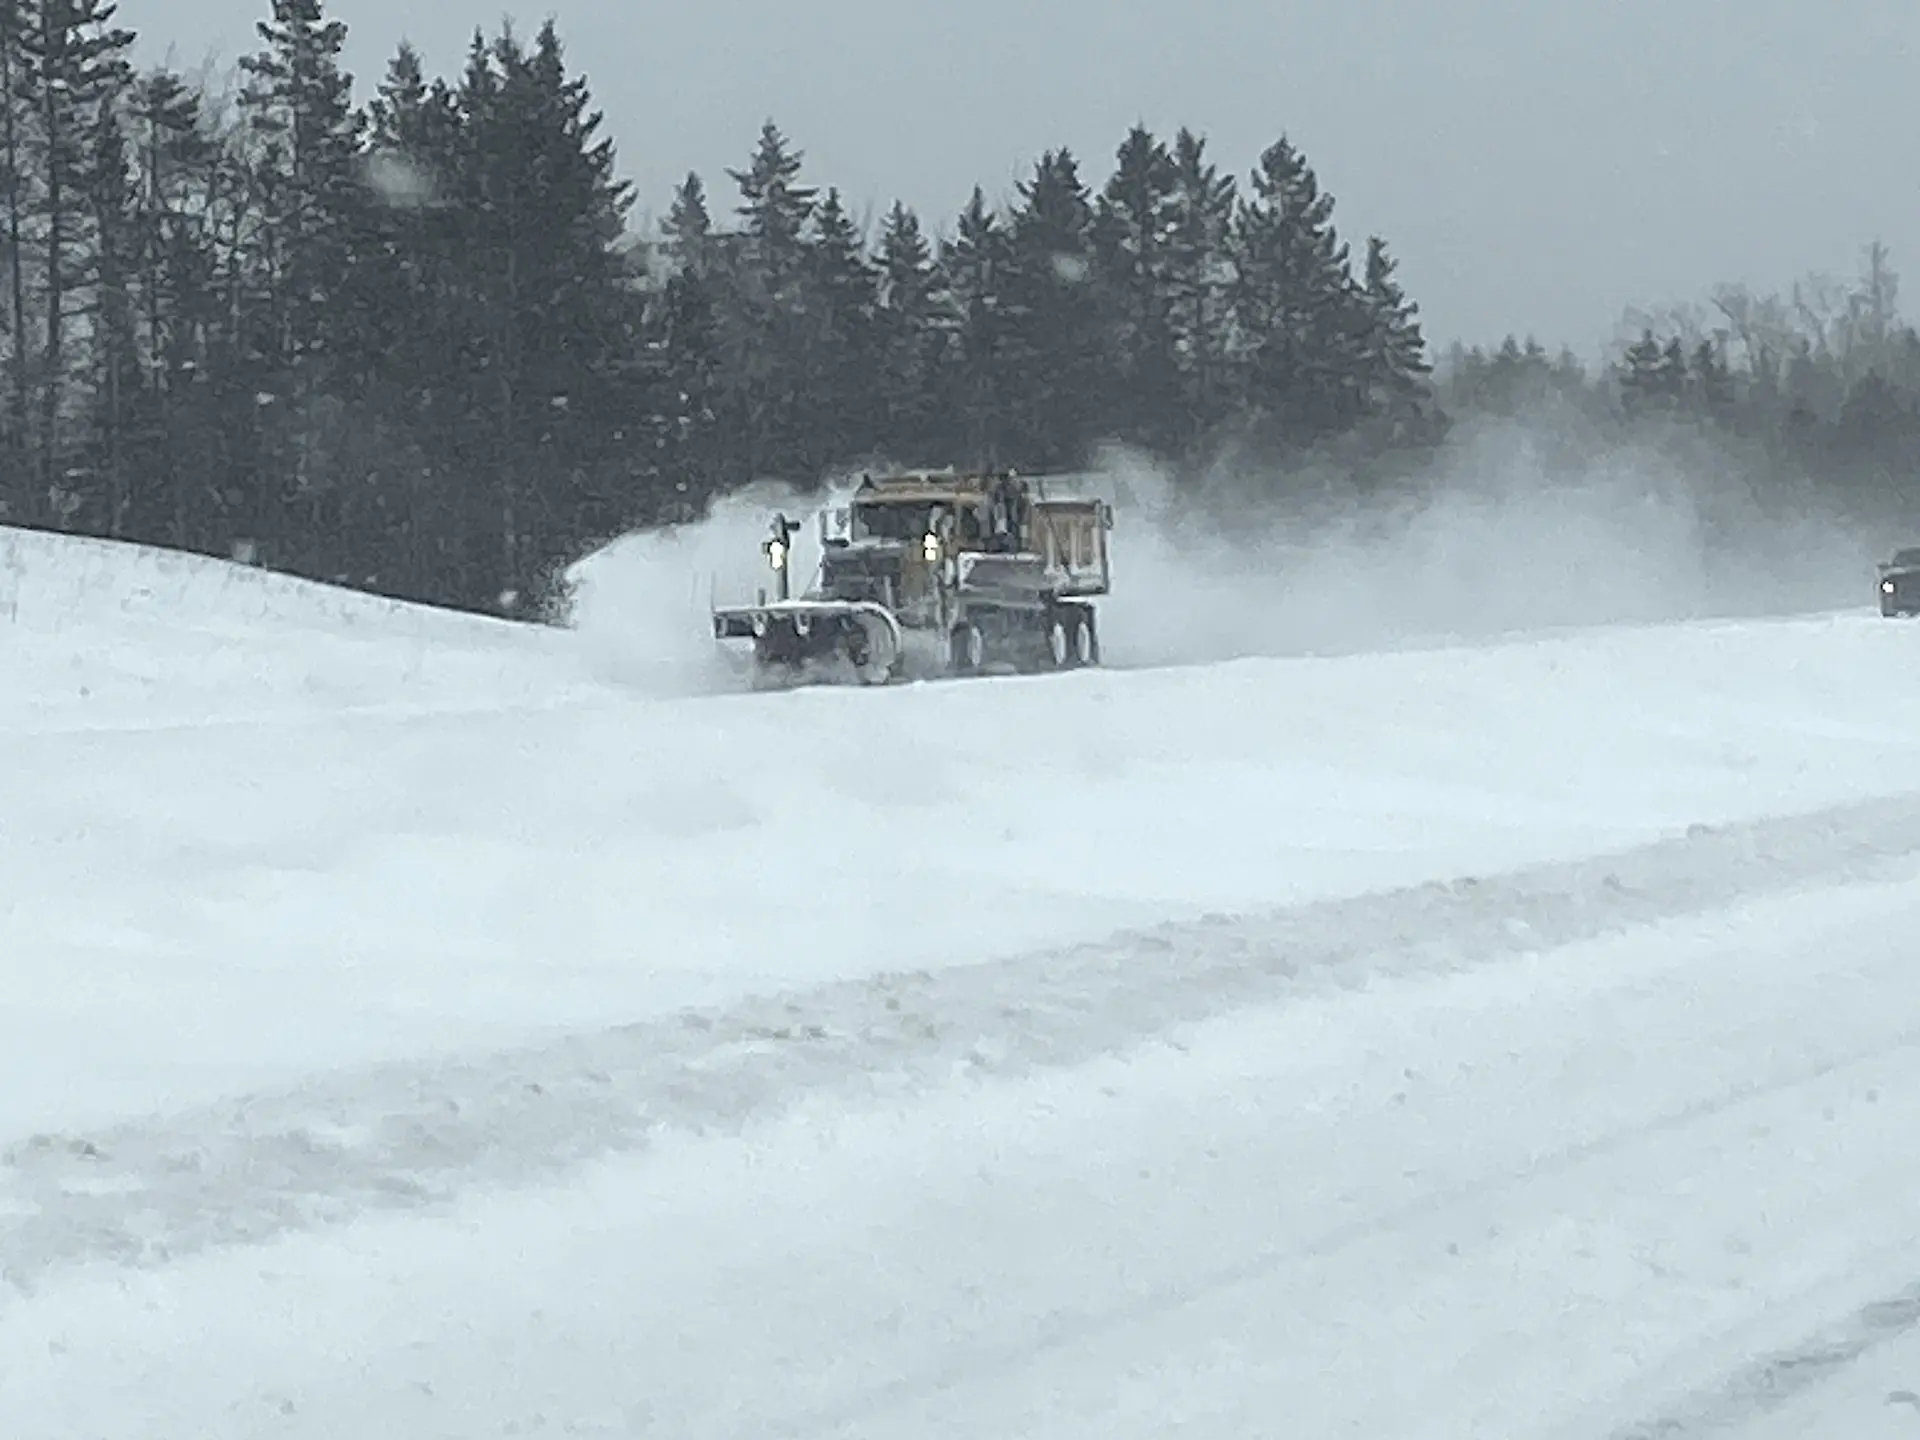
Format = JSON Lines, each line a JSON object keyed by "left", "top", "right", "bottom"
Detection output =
{"left": 4, "top": 503, "right": 1920, "bottom": 1438}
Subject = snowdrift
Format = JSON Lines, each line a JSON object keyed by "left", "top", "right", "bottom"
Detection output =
{"left": 0, "top": 526, "right": 586, "bottom": 728}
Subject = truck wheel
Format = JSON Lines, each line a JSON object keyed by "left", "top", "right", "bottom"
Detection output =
{"left": 950, "top": 621, "right": 985, "bottom": 675}
{"left": 1044, "top": 614, "right": 1071, "bottom": 669}
{"left": 1071, "top": 609, "right": 1099, "bottom": 667}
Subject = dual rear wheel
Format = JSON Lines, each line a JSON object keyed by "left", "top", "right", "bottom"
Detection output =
{"left": 1041, "top": 608, "right": 1098, "bottom": 669}
{"left": 950, "top": 604, "right": 1098, "bottom": 676}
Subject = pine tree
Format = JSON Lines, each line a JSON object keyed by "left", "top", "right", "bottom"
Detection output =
{"left": 237, "top": 0, "right": 363, "bottom": 567}
{"left": 18, "top": 0, "right": 135, "bottom": 516}
{"left": 1002, "top": 147, "right": 1103, "bottom": 467}
{"left": 452, "top": 18, "right": 637, "bottom": 604}
{"left": 873, "top": 199, "right": 941, "bottom": 459}
{"left": 353, "top": 41, "right": 470, "bottom": 592}
{"left": 725, "top": 119, "right": 816, "bottom": 479}
{"left": 1687, "top": 337, "right": 1735, "bottom": 418}
{"left": 661, "top": 169, "right": 715, "bottom": 274}
{"left": 730, "top": 119, "right": 814, "bottom": 272}
{"left": 1229, "top": 134, "right": 1367, "bottom": 447}
{"left": 1355, "top": 235, "right": 1432, "bottom": 437}
{"left": 1162, "top": 126, "right": 1236, "bottom": 449}
{"left": 937, "top": 185, "right": 1013, "bottom": 466}
{"left": 803, "top": 185, "right": 878, "bottom": 470}
{"left": 125, "top": 66, "right": 220, "bottom": 546}
{"left": 1657, "top": 336, "right": 1688, "bottom": 401}
{"left": 1618, "top": 329, "right": 1669, "bottom": 414}
{"left": 652, "top": 171, "right": 730, "bottom": 518}
{"left": 1093, "top": 123, "right": 1178, "bottom": 450}
{"left": 363, "top": 41, "right": 458, "bottom": 177}
{"left": 1836, "top": 370, "right": 1913, "bottom": 456}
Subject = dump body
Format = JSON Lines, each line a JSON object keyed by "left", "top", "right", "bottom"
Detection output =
{"left": 711, "top": 469, "right": 1112, "bottom": 684}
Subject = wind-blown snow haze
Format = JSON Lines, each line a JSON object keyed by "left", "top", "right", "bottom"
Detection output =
{"left": 1091, "top": 419, "right": 1879, "bottom": 668}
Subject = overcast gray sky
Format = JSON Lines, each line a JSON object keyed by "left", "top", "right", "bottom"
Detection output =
{"left": 143, "top": 1, "right": 1918, "bottom": 355}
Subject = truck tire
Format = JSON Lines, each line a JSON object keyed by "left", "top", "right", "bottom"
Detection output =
{"left": 1071, "top": 607, "right": 1099, "bottom": 667}
{"left": 1044, "top": 613, "right": 1071, "bottom": 669}
{"left": 950, "top": 620, "right": 986, "bottom": 675}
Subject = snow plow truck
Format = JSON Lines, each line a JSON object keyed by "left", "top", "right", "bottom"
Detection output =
{"left": 711, "top": 468, "right": 1113, "bottom": 686}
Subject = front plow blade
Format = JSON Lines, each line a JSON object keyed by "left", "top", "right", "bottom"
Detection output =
{"left": 712, "top": 600, "right": 903, "bottom": 687}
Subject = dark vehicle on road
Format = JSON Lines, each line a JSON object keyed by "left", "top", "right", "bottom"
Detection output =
{"left": 1880, "top": 548, "right": 1920, "bottom": 616}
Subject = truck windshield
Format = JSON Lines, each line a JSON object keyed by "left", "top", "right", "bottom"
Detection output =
{"left": 851, "top": 503, "right": 932, "bottom": 542}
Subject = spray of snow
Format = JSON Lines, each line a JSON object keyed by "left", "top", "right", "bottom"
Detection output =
{"left": 565, "top": 479, "right": 866, "bottom": 696}
{"left": 559, "top": 415, "right": 1887, "bottom": 691}
{"left": 1091, "top": 418, "right": 1883, "bottom": 668}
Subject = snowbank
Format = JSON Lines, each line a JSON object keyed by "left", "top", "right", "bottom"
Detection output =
{"left": 0, "top": 526, "right": 590, "bottom": 727}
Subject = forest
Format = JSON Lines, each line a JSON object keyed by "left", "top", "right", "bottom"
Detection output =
{"left": 2, "top": 0, "right": 1916, "bottom": 616}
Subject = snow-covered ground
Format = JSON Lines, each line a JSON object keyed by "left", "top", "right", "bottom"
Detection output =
{"left": 5, "top": 497, "right": 1920, "bottom": 1438}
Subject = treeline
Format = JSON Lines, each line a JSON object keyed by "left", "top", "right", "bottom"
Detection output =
{"left": 1438, "top": 243, "right": 1920, "bottom": 522}
{"left": 0, "top": 0, "right": 1437, "bottom": 613}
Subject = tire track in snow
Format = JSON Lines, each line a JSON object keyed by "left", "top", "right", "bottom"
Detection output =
{"left": 8, "top": 792, "right": 1920, "bottom": 1295}
{"left": 760, "top": 1027, "right": 1920, "bottom": 1439}
{"left": 1609, "top": 1284, "right": 1920, "bottom": 1437}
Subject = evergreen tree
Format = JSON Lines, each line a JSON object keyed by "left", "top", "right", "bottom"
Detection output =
{"left": 1355, "top": 234, "right": 1432, "bottom": 437}
{"left": 803, "top": 184, "right": 878, "bottom": 470}
{"left": 1618, "top": 329, "right": 1683, "bottom": 414}
{"left": 18, "top": 0, "right": 135, "bottom": 515}
{"left": 236, "top": 0, "right": 363, "bottom": 565}
{"left": 1442, "top": 333, "right": 1588, "bottom": 418}
{"left": 352, "top": 41, "right": 469, "bottom": 593}
{"left": 125, "top": 66, "right": 224, "bottom": 548}
{"left": 660, "top": 169, "right": 715, "bottom": 274}
{"left": 1836, "top": 370, "right": 1916, "bottom": 460}
{"left": 1687, "top": 337, "right": 1735, "bottom": 419}
{"left": 451, "top": 18, "right": 635, "bottom": 605}
{"left": 1229, "top": 135, "right": 1370, "bottom": 449}
{"left": 872, "top": 199, "right": 941, "bottom": 460}
{"left": 730, "top": 118, "right": 813, "bottom": 269}
{"left": 1002, "top": 147, "right": 1104, "bottom": 467}
{"left": 936, "top": 185, "right": 1013, "bottom": 465}
{"left": 879, "top": 200, "right": 944, "bottom": 458}
{"left": 652, "top": 171, "right": 730, "bottom": 518}
{"left": 363, "top": 40, "right": 457, "bottom": 171}
{"left": 1092, "top": 123, "right": 1178, "bottom": 450}
{"left": 1161, "top": 126, "right": 1236, "bottom": 448}
{"left": 1658, "top": 336, "right": 1688, "bottom": 401}
{"left": 725, "top": 119, "right": 816, "bottom": 480}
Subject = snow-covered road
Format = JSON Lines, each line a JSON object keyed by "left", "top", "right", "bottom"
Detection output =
{"left": 8, "top": 842, "right": 1920, "bottom": 1438}
{"left": 8, "top": 522, "right": 1920, "bottom": 1437}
